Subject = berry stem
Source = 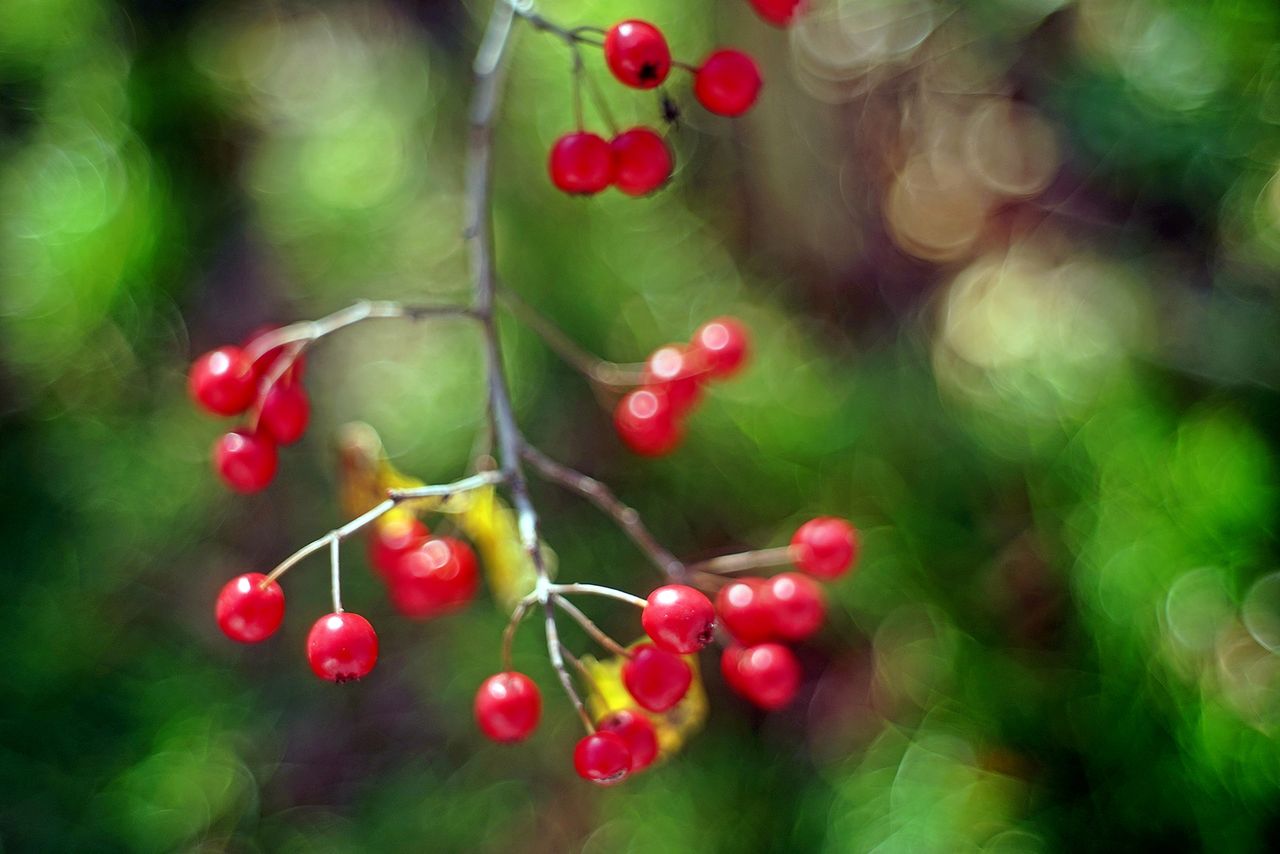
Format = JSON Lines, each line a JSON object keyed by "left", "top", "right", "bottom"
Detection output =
{"left": 687, "top": 546, "right": 796, "bottom": 576}
{"left": 548, "top": 582, "right": 648, "bottom": 608}
{"left": 545, "top": 604, "right": 595, "bottom": 732}
{"left": 553, "top": 594, "right": 632, "bottom": 659}
{"left": 558, "top": 643, "right": 608, "bottom": 703}
{"left": 521, "top": 443, "right": 688, "bottom": 581}
{"left": 501, "top": 593, "right": 538, "bottom": 671}
{"left": 329, "top": 535, "right": 343, "bottom": 613}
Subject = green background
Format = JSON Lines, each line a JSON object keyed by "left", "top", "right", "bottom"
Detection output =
{"left": 3, "top": 0, "right": 1280, "bottom": 850}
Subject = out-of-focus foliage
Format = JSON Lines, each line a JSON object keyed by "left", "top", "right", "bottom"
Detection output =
{"left": 2, "top": 0, "right": 1280, "bottom": 850}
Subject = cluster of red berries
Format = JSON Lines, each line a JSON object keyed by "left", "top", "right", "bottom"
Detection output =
{"left": 214, "top": 573, "right": 380, "bottom": 682}
{"left": 718, "top": 517, "right": 859, "bottom": 709}
{"left": 366, "top": 515, "right": 479, "bottom": 619}
{"left": 188, "top": 329, "right": 311, "bottom": 493}
{"left": 548, "top": 20, "right": 763, "bottom": 196}
{"left": 614, "top": 317, "right": 749, "bottom": 455}
{"left": 475, "top": 582, "right": 715, "bottom": 785}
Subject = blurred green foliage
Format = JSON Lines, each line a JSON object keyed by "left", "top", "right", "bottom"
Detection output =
{"left": 3, "top": 0, "right": 1280, "bottom": 851}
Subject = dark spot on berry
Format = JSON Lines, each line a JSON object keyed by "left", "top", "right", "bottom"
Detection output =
{"left": 639, "top": 62, "right": 659, "bottom": 82}
{"left": 697, "top": 621, "right": 716, "bottom": 647}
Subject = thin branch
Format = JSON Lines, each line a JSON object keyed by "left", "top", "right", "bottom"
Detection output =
{"left": 546, "top": 606, "right": 595, "bottom": 731}
{"left": 497, "top": 288, "right": 646, "bottom": 389}
{"left": 559, "top": 644, "right": 607, "bottom": 704}
{"left": 242, "top": 299, "right": 475, "bottom": 363}
{"left": 329, "top": 535, "right": 343, "bottom": 613}
{"left": 521, "top": 444, "right": 687, "bottom": 582}
{"left": 549, "top": 582, "right": 648, "bottom": 608}
{"left": 553, "top": 594, "right": 632, "bottom": 658}
{"left": 501, "top": 593, "right": 537, "bottom": 672}
{"left": 686, "top": 546, "right": 795, "bottom": 576}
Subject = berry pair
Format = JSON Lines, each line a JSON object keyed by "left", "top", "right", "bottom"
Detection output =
{"left": 367, "top": 514, "right": 479, "bottom": 618}
{"left": 549, "top": 127, "right": 673, "bottom": 197}
{"left": 716, "top": 517, "right": 860, "bottom": 709}
{"left": 190, "top": 328, "right": 312, "bottom": 493}
{"left": 214, "top": 573, "right": 379, "bottom": 681}
{"left": 614, "top": 317, "right": 750, "bottom": 456}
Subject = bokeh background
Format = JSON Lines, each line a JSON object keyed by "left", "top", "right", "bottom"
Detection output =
{"left": 4, "top": 0, "right": 1280, "bottom": 850}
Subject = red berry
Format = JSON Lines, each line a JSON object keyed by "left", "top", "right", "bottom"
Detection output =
{"left": 694, "top": 50, "right": 763, "bottom": 117}
{"left": 614, "top": 388, "right": 682, "bottom": 456}
{"left": 791, "top": 517, "right": 859, "bottom": 579}
{"left": 259, "top": 381, "right": 310, "bottom": 445}
{"left": 189, "top": 346, "right": 256, "bottom": 416}
{"left": 603, "top": 20, "right": 671, "bottom": 89}
{"left": 731, "top": 642, "right": 800, "bottom": 710}
{"left": 642, "top": 584, "right": 716, "bottom": 654}
{"left": 597, "top": 710, "right": 659, "bottom": 772}
{"left": 716, "top": 578, "right": 774, "bottom": 644}
{"left": 549, "top": 132, "right": 613, "bottom": 195}
{"left": 243, "top": 325, "right": 305, "bottom": 383}
{"left": 368, "top": 515, "right": 430, "bottom": 578}
{"left": 721, "top": 644, "right": 748, "bottom": 692}
{"left": 215, "top": 572, "right": 284, "bottom": 643}
{"left": 760, "top": 572, "right": 825, "bottom": 640}
{"left": 306, "top": 611, "right": 378, "bottom": 682}
{"left": 644, "top": 346, "right": 703, "bottom": 416}
{"left": 621, "top": 643, "right": 693, "bottom": 712}
{"left": 213, "top": 429, "right": 278, "bottom": 493}
{"left": 748, "top": 0, "right": 804, "bottom": 26}
{"left": 475, "top": 672, "right": 542, "bottom": 743}
{"left": 573, "top": 731, "right": 632, "bottom": 785}
{"left": 690, "top": 317, "right": 750, "bottom": 378}
{"left": 610, "top": 128, "right": 673, "bottom": 196}
{"left": 389, "top": 537, "right": 478, "bottom": 618}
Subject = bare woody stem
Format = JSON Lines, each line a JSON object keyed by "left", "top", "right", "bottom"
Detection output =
{"left": 521, "top": 443, "right": 688, "bottom": 582}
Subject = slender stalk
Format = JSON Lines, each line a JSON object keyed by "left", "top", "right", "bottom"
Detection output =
{"left": 497, "top": 288, "right": 646, "bottom": 389}
{"left": 686, "top": 546, "right": 796, "bottom": 576}
{"left": 501, "top": 594, "right": 538, "bottom": 672}
{"left": 553, "top": 594, "right": 632, "bottom": 658}
{"left": 550, "top": 582, "right": 648, "bottom": 608}
{"left": 522, "top": 444, "right": 687, "bottom": 581}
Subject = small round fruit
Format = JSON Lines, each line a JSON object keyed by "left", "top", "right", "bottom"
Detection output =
{"left": 642, "top": 584, "right": 716, "bottom": 654}
{"left": 189, "top": 346, "right": 256, "bottom": 416}
{"left": 694, "top": 50, "right": 763, "bottom": 117}
{"left": 306, "top": 612, "right": 378, "bottom": 682}
{"left": 611, "top": 128, "right": 673, "bottom": 196}
{"left": 215, "top": 573, "right": 284, "bottom": 643}
{"left": 389, "top": 537, "right": 478, "bottom": 618}
{"left": 475, "top": 672, "right": 542, "bottom": 743}
{"left": 644, "top": 346, "right": 702, "bottom": 415}
{"left": 690, "top": 317, "right": 750, "bottom": 378}
{"left": 597, "top": 710, "right": 659, "bottom": 772}
{"left": 603, "top": 20, "right": 671, "bottom": 89}
{"left": 614, "top": 388, "right": 681, "bottom": 456}
{"left": 716, "top": 578, "right": 774, "bottom": 644}
{"left": 549, "top": 132, "right": 613, "bottom": 195}
{"left": 749, "top": 0, "right": 804, "bottom": 26}
{"left": 368, "top": 515, "right": 430, "bottom": 578}
{"left": 259, "top": 381, "right": 310, "bottom": 445}
{"left": 621, "top": 643, "right": 693, "bottom": 712}
{"left": 721, "top": 643, "right": 748, "bottom": 692}
{"left": 574, "top": 731, "right": 632, "bottom": 785}
{"left": 732, "top": 642, "right": 800, "bottom": 710}
{"left": 213, "top": 429, "right": 278, "bottom": 493}
{"left": 791, "top": 517, "right": 860, "bottom": 579}
{"left": 761, "top": 572, "right": 825, "bottom": 640}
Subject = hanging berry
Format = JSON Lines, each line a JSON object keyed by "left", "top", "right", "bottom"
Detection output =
{"left": 610, "top": 127, "right": 674, "bottom": 196}
{"left": 603, "top": 20, "right": 671, "bottom": 89}
{"left": 694, "top": 50, "right": 763, "bottom": 117}
{"left": 215, "top": 573, "right": 285, "bottom": 643}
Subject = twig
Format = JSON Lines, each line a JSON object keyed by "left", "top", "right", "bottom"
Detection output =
{"left": 550, "top": 582, "right": 648, "bottom": 608}
{"left": 501, "top": 593, "right": 538, "bottom": 672}
{"left": 686, "top": 546, "right": 795, "bottom": 576}
{"left": 553, "top": 594, "right": 632, "bottom": 658}
{"left": 497, "top": 288, "right": 646, "bottom": 389}
{"left": 521, "top": 444, "right": 687, "bottom": 582}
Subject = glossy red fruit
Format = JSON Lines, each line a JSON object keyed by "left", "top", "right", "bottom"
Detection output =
{"left": 642, "top": 584, "right": 716, "bottom": 654}
{"left": 189, "top": 346, "right": 256, "bottom": 416}
{"left": 761, "top": 572, "right": 825, "bottom": 640}
{"left": 574, "top": 731, "right": 632, "bottom": 785}
{"left": 621, "top": 643, "right": 693, "bottom": 712}
{"left": 259, "top": 381, "right": 310, "bottom": 445}
{"left": 549, "top": 132, "right": 613, "bottom": 195}
{"left": 694, "top": 50, "right": 763, "bottom": 117}
{"left": 614, "top": 388, "right": 682, "bottom": 456}
{"left": 716, "top": 578, "right": 774, "bottom": 644}
{"left": 603, "top": 20, "right": 671, "bottom": 89}
{"left": 597, "top": 710, "right": 659, "bottom": 772}
{"left": 731, "top": 642, "right": 800, "bottom": 710}
{"left": 748, "top": 0, "right": 804, "bottom": 26}
{"left": 475, "top": 672, "right": 542, "bottom": 743}
{"left": 791, "top": 517, "right": 859, "bottom": 579}
{"left": 691, "top": 317, "right": 750, "bottom": 378}
{"left": 213, "top": 429, "right": 278, "bottom": 493}
{"left": 215, "top": 573, "right": 285, "bottom": 643}
{"left": 243, "top": 325, "right": 305, "bottom": 383}
{"left": 306, "top": 611, "right": 378, "bottom": 682}
{"left": 644, "top": 346, "right": 702, "bottom": 415}
{"left": 389, "top": 537, "right": 478, "bottom": 618}
{"left": 368, "top": 515, "right": 430, "bottom": 578}
{"left": 721, "top": 644, "right": 748, "bottom": 692}
{"left": 610, "top": 128, "right": 673, "bottom": 196}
